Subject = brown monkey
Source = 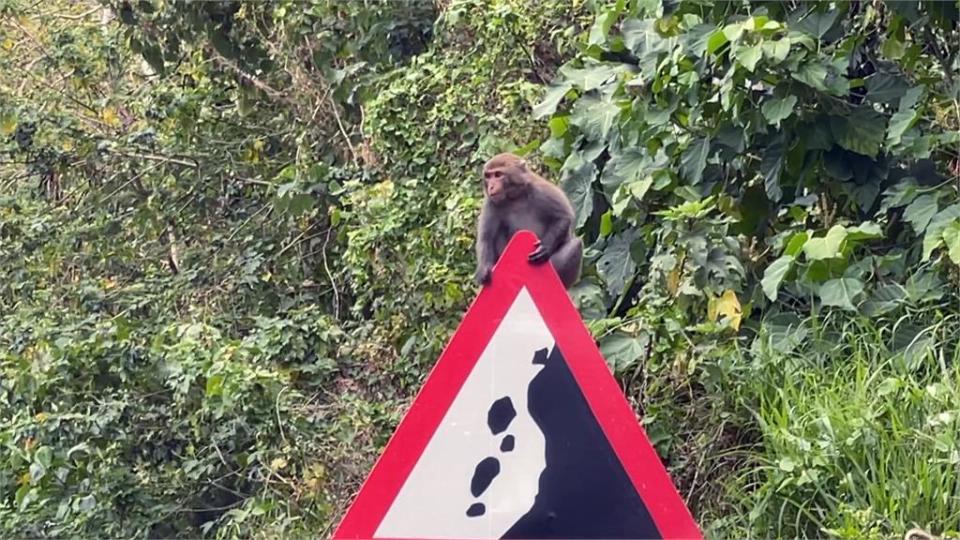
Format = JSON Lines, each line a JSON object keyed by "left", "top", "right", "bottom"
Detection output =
{"left": 474, "top": 153, "right": 583, "bottom": 288}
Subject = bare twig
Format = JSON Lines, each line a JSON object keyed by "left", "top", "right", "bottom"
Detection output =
{"left": 322, "top": 228, "right": 340, "bottom": 319}
{"left": 166, "top": 222, "right": 180, "bottom": 274}
{"left": 110, "top": 150, "right": 199, "bottom": 168}
{"left": 42, "top": 6, "right": 100, "bottom": 20}
{"left": 275, "top": 386, "right": 288, "bottom": 447}
{"left": 211, "top": 49, "right": 291, "bottom": 103}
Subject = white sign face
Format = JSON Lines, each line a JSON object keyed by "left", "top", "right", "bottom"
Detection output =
{"left": 375, "top": 287, "right": 550, "bottom": 539}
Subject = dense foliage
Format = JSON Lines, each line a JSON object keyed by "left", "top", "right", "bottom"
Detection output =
{"left": 1, "top": 0, "right": 958, "bottom": 538}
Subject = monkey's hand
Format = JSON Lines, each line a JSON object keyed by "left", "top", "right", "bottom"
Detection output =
{"left": 528, "top": 241, "right": 551, "bottom": 264}
{"left": 474, "top": 265, "right": 493, "bottom": 286}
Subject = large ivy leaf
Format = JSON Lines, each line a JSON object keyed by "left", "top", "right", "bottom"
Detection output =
{"left": 803, "top": 224, "right": 848, "bottom": 260}
{"left": 621, "top": 18, "right": 656, "bottom": 52}
{"left": 829, "top": 107, "right": 886, "bottom": 157}
{"left": 706, "top": 28, "right": 729, "bottom": 55}
{"left": 902, "top": 193, "right": 938, "bottom": 234}
{"left": 597, "top": 231, "right": 638, "bottom": 296}
{"left": 865, "top": 72, "right": 909, "bottom": 104}
{"left": 559, "top": 62, "right": 624, "bottom": 92}
{"left": 600, "top": 147, "right": 669, "bottom": 199}
{"left": 761, "top": 136, "right": 785, "bottom": 202}
{"left": 682, "top": 23, "right": 718, "bottom": 57}
{"left": 845, "top": 222, "right": 883, "bottom": 243}
{"left": 735, "top": 43, "right": 762, "bottom": 72}
{"left": 942, "top": 221, "right": 960, "bottom": 264}
{"left": 599, "top": 331, "right": 647, "bottom": 373}
{"left": 569, "top": 96, "right": 621, "bottom": 141}
{"left": 588, "top": 7, "right": 619, "bottom": 46}
{"left": 762, "top": 95, "right": 798, "bottom": 125}
{"left": 923, "top": 204, "right": 960, "bottom": 260}
{"left": 794, "top": 9, "right": 841, "bottom": 39}
{"left": 533, "top": 82, "right": 573, "bottom": 119}
{"left": 792, "top": 62, "right": 829, "bottom": 91}
{"left": 622, "top": 18, "right": 677, "bottom": 75}
{"left": 762, "top": 38, "right": 791, "bottom": 63}
{"left": 560, "top": 153, "right": 597, "bottom": 228}
{"left": 820, "top": 277, "right": 864, "bottom": 311}
{"left": 680, "top": 136, "right": 711, "bottom": 184}
{"left": 762, "top": 255, "right": 794, "bottom": 301}
{"left": 600, "top": 147, "right": 647, "bottom": 196}
{"left": 887, "top": 87, "right": 923, "bottom": 146}
{"left": 784, "top": 231, "right": 809, "bottom": 256}
{"left": 861, "top": 283, "right": 909, "bottom": 316}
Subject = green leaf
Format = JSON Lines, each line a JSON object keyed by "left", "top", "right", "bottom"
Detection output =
{"left": 794, "top": 9, "right": 841, "bottom": 39}
{"left": 560, "top": 154, "right": 597, "bottom": 228}
{"left": 682, "top": 23, "right": 718, "bottom": 57}
{"left": 865, "top": 72, "right": 909, "bottom": 103}
{"left": 600, "top": 147, "right": 647, "bottom": 196}
{"left": 597, "top": 231, "right": 638, "bottom": 296}
{"left": 762, "top": 255, "right": 794, "bottom": 301}
{"left": 862, "top": 283, "right": 908, "bottom": 317}
{"left": 706, "top": 28, "right": 729, "bottom": 54}
{"left": 722, "top": 22, "right": 745, "bottom": 42}
{"left": 599, "top": 210, "right": 613, "bottom": 236}
{"left": 792, "top": 62, "right": 829, "bottom": 91}
{"left": 845, "top": 221, "right": 883, "bottom": 242}
{"left": 799, "top": 118, "right": 833, "bottom": 150}
{"left": 830, "top": 107, "right": 886, "bottom": 157}
{"left": 784, "top": 231, "right": 809, "bottom": 257}
{"left": 803, "top": 225, "right": 847, "bottom": 260}
{"left": 621, "top": 18, "right": 654, "bottom": 52}
{"left": 923, "top": 204, "right": 960, "bottom": 260}
{"left": 761, "top": 137, "right": 785, "bottom": 202}
{"left": 589, "top": 8, "right": 619, "bottom": 46}
{"left": 943, "top": 221, "right": 960, "bottom": 264}
{"left": 882, "top": 35, "right": 906, "bottom": 59}
{"left": 35, "top": 446, "right": 53, "bottom": 468}
{"left": 820, "top": 278, "right": 864, "bottom": 311}
{"left": 680, "top": 136, "right": 711, "bottom": 184}
{"left": 533, "top": 83, "right": 573, "bottom": 119}
{"left": 628, "top": 175, "right": 654, "bottom": 202}
{"left": 599, "top": 331, "right": 646, "bottom": 373}
{"left": 887, "top": 87, "right": 923, "bottom": 146}
{"left": 206, "top": 374, "right": 224, "bottom": 397}
{"left": 735, "top": 44, "right": 762, "bottom": 72}
{"left": 569, "top": 96, "right": 621, "bottom": 140}
{"left": 559, "top": 63, "right": 624, "bottom": 91}
{"left": 78, "top": 495, "right": 97, "bottom": 512}
{"left": 142, "top": 43, "right": 165, "bottom": 74}
{"left": 762, "top": 95, "right": 798, "bottom": 125}
{"left": 762, "top": 38, "right": 791, "bottom": 63}
{"left": 903, "top": 194, "right": 939, "bottom": 234}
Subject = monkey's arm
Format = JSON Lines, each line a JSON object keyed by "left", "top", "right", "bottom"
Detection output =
{"left": 474, "top": 204, "right": 500, "bottom": 285}
{"left": 528, "top": 216, "right": 570, "bottom": 263}
{"left": 529, "top": 190, "right": 573, "bottom": 263}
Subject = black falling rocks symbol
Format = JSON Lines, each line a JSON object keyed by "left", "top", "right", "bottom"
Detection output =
{"left": 466, "top": 395, "right": 519, "bottom": 518}
{"left": 488, "top": 396, "right": 516, "bottom": 434}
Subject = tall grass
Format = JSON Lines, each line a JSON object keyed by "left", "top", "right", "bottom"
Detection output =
{"left": 705, "top": 312, "right": 960, "bottom": 539}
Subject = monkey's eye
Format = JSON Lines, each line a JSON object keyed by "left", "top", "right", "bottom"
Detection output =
{"left": 493, "top": 171, "right": 502, "bottom": 178}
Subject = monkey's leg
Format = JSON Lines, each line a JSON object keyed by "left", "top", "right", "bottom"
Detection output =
{"left": 549, "top": 237, "right": 583, "bottom": 288}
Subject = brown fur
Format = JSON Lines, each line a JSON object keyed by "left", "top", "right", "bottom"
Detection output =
{"left": 475, "top": 153, "right": 582, "bottom": 288}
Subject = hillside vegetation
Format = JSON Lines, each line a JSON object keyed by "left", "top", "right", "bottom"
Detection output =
{"left": 1, "top": 0, "right": 958, "bottom": 538}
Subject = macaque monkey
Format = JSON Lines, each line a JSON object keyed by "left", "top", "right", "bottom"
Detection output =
{"left": 474, "top": 153, "right": 583, "bottom": 288}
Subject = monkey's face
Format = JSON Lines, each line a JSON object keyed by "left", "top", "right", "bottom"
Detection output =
{"left": 483, "top": 156, "right": 527, "bottom": 203}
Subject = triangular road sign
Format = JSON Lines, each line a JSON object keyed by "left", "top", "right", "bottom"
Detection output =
{"left": 334, "top": 230, "right": 702, "bottom": 540}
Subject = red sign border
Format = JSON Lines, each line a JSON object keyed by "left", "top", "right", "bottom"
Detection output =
{"left": 333, "top": 230, "right": 702, "bottom": 540}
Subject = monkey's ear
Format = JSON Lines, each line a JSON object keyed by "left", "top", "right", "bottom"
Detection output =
{"left": 516, "top": 159, "right": 527, "bottom": 170}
